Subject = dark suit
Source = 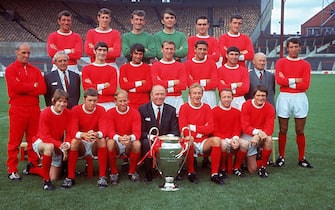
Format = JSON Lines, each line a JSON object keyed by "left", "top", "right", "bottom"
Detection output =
{"left": 139, "top": 102, "right": 180, "bottom": 180}
{"left": 44, "top": 70, "right": 80, "bottom": 109}
{"left": 245, "top": 69, "right": 275, "bottom": 107}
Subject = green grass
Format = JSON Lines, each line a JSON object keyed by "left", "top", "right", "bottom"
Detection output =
{"left": 0, "top": 75, "right": 334, "bottom": 210}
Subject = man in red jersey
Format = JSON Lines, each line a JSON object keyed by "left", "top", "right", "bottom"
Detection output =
{"left": 85, "top": 8, "right": 121, "bottom": 72}
{"left": 82, "top": 42, "right": 117, "bottom": 111}
{"left": 217, "top": 46, "right": 250, "bottom": 110}
{"left": 151, "top": 41, "right": 187, "bottom": 116}
{"left": 5, "top": 42, "right": 46, "bottom": 180}
{"left": 212, "top": 88, "right": 249, "bottom": 178}
{"left": 119, "top": 43, "right": 152, "bottom": 110}
{"left": 47, "top": 10, "right": 82, "bottom": 74}
{"left": 218, "top": 14, "right": 254, "bottom": 67}
{"left": 187, "top": 16, "right": 220, "bottom": 62}
{"left": 274, "top": 38, "right": 313, "bottom": 169}
{"left": 61, "top": 88, "right": 108, "bottom": 189}
{"left": 185, "top": 40, "right": 218, "bottom": 108}
{"left": 25, "top": 89, "right": 71, "bottom": 190}
{"left": 178, "top": 83, "right": 223, "bottom": 185}
{"left": 241, "top": 85, "right": 275, "bottom": 178}
{"left": 106, "top": 90, "right": 141, "bottom": 185}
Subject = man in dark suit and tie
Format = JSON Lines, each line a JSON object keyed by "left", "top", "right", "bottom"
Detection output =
{"left": 139, "top": 85, "right": 180, "bottom": 181}
{"left": 44, "top": 51, "right": 80, "bottom": 109}
{"left": 245, "top": 52, "right": 275, "bottom": 107}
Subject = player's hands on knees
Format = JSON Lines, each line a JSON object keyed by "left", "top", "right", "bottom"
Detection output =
{"left": 231, "top": 139, "right": 240, "bottom": 150}
{"left": 251, "top": 135, "right": 259, "bottom": 146}
{"left": 62, "top": 150, "right": 68, "bottom": 161}
{"left": 119, "top": 135, "right": 130, "bottom": 146}
{"left": 258, "top": 130, "right": 268, "bottom": 139}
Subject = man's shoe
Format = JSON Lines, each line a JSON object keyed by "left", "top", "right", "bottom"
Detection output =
{"left": 258, "top": 167, "right": 269, "bottom": 178}
{"left": 97, "top": 176, "right": 108, "bottom": 188}
{"left": 61, "top": 177, "right": 75, "bottom": 189}
{"left": 43, "top": 180, "right": 55, "bottom": 190}
{"left": 8, "top": 172, "right": 21, "bottom": 181}
{"left": 219, "top": 169, "right": 228, "bottom": 179}
{"left": 128, "top": 172, "right": 140, "bottom": 182}
{"left": 210, "top": 174, "right": 224, "bottom": 185}
{"left": 273, "top": 156, "right": 285, "bottom": 167}
{"left": 298, "top": 158, "right": 313, "bottom": 168}
{"left": 188, "top": 173, "right": 198, "bottom": 184}
{"left": 22, "top": 162, "right": 33, "bottom": 175}
{"left": 233, "top": 168, "right": 245, "bottom": 178}
{"left": 110, "top": 174, "right": 119, "bottom": 185}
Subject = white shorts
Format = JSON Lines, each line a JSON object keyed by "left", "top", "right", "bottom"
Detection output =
{"left": 240, "top": 134, "right": 257, "bottom": 157}
{"left": 116, "top": 141, "right": 126, "bottom": 156}
{"left": 165, "top": 95, "right": 184, "bottom": 116}
{"left": 78, "top": 140, "right": 96, "bottom": 159}
{"left": 33, "top": 139, "right": 62, "bottom": 167}
{"left": 193, "top": 140, "right": 206, "bottom": 158}
{"left": 221, "top": 138, "right": 232, "bottom": 153}
{"left": 276, "top": 92, "right": 309, "bottom": 118}
{"left": 98, "top": 102, "right": 115, "bottom": 111}
{"left": 189, "top": 90, "right": 216, "bottom": 109}
{"left": 231, "top": 96, "right": 245, "bottom": 111}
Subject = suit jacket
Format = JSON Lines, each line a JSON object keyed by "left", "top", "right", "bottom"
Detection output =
{"left": 139, "top": 102, "right": 180, "bottom": 140}
{"left": 44, "top": 70, "right": 81, "bottom": 109}
{"left": 245, "top": 69, "right": 275, "bottom": 107}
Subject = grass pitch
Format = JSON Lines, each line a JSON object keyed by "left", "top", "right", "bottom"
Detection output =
{"left": 0, "top": 75, "right": 334, "bottom": 210}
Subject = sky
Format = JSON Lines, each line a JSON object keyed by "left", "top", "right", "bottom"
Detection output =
{"left": 270, "top": 0, "right": 331, "bottom": 34}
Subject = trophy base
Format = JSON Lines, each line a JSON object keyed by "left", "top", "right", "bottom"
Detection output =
{"left": 159, "top": 176, "right": 179, "bottom": 191}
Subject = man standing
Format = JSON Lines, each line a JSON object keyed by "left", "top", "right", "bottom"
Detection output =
{"left": 85, "top": 8, "right": 121, "bottom": 71}
{"left": 119, "top": 43, "right": 152, "bottom": 110}
{"left": 218, "top": 14, "right": 254, "bottom": 67}
{"left": 185, "top": 40, "right": 218, "bottom": 108}
{"left": 139, "top": 85, "right": 179, "bottom": 181}
{"left": 44, "top": 51, "right": 80, "bottom": 109}
{"left": 106, "top": 90, "right": 142, "bottom": 185}
{"left": 5, "top": 42, "right": 46, "bottom": 180}
{"left": 217, "top": 46, "right": 250, "bottom": 110}
{"left": 47, "top": 10, "right": 82, "bottom": 74}
{"left": 178, "top": 83, "right": 223, "bottom": 185}
{"left": 151, "top": 41, "right": 187, "bottom": 115}
{"left": 241, "top": 85, "right": 275, "bottom": 178}
{"left": 154, "top": 9, "right": 188, "bottom": 61}
{"left": 61, "top": 88, "right": 108, "bottom": 189}
{"left": 82, "top": 42, "right": 117, "bottom": 111}
{"left": 274, "top": 38, "right": 313, "bottom": 168}
{"left": 245, "top": 52, "right": 275, "bottom": 107}
{"left": 122, "top": 10, "right": 156, "bottom": 63}
{"left": 187, "top": 16, "right": 220, "bottom": 62}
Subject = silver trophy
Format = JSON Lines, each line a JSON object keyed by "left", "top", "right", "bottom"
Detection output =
{"left": 148, "top": 127, "right": 191, "bottom": 191}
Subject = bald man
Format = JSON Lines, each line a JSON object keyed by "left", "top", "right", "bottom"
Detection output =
{"left": 245, "top": 52, "right": 275, "bottom": 107}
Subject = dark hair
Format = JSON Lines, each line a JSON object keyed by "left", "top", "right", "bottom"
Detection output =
{"left": 130, "top": 43, "right": 145, "bottom": 54}
{"left": 196, "top": 16, "right": 209, "bottom": 24}
{"left": 226, "top": 46, "right": 240, "bottom": 54}
{"left": 84, "top": 88, "right": 98, "bottom": 98}
{"left": 52, "top": 89, "right": 68, "bottom": 104}
{"left": 286, "top": 38, "right": 301, "bottom": 47}
{"left": 219, "top": 88, "right": 233, "bottom": 97}
{"left": 230, "top": 14, "right": 243, "bottom": 22}
{"left": 94, "top": 42, "right": 108, "bottom": 51}
{"left": 195, "top": 40, "right": 208, "bottom": 48}
{"left": 252, "top": 85, "right": 268, "bottom": 97}
{"left": 131, "top": 10, "right": 145, "bottom": 18}
{"left": 161, "top": 8, "right": 176, "bottom": 20}
{"left": 98, "top": 8, "right": 111, "bottom": 17}
{"left": 58, "top": 10, "right": 72, "bottom": 20}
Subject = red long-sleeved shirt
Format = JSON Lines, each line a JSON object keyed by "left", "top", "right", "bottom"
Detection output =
{"left": 187, "top": 35, "right": 220, "bottom": 62}
{"left": 212, "top": 105, "right": 241, "bottom": 139}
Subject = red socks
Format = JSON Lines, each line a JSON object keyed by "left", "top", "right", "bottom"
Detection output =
{"left": 108, "top": 150, "right": 118, "bottom": 174}
{"left": 129, "top": 151, "right": 140, "bottom": 174}
{"left": 67, "top": 150, "right": 78, "bottom": 179}
{"left": 186, "top": 145, "right": 195, "bottom": 173}
{"left": 278, "top": 133, "right": 287, "bottom": 158}
{"left": 296, "top": 134, "right": 306, "bottom": 161}
{"left": 42, "top": 154, "right": 52, "bottom": 181}
{"left": 234, "top": 149, "right": 247, "bottom": 170}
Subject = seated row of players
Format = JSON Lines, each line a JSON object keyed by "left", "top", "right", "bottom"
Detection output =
{"left": 47, "top": 8, "right": 254, "bottom": 71}
{"left": 24, "top": 82, "right": 273, "bottom": 190}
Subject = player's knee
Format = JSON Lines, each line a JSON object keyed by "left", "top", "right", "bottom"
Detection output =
{"left": 211, "top": 136, "right": 221, "bottom": 147}
{"left": 239, "top": 140, "right": 249, "bottom": 151}
{"left": 44, "top": 143, "right": 54, "bottom": 155}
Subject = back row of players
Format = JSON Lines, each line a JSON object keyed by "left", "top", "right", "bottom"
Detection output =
{"left": 5, "top": 8, "right": 313, "bottom": 190}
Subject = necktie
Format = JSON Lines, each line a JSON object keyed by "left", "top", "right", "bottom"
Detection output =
{"left": 259, "top": 71, "right": 263, "bottom": 80}
{"left": 156, "top": 107, "right": 161, "bottom": 126}
{"left": 63, "top": 71, "right": 69, "bottom": 91}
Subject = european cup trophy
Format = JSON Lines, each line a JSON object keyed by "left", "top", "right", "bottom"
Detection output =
{"left": 148, "top": 127, "right": 191, "bottom": 191}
